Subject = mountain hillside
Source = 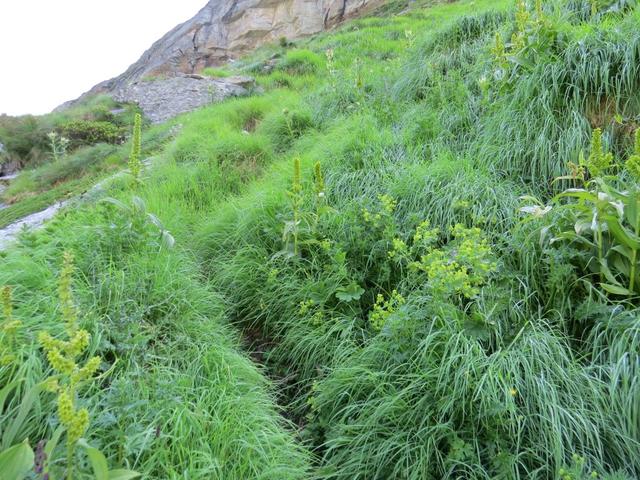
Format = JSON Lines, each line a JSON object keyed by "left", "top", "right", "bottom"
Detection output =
{"left": 1, "top": 0, "right": 640, "bottom": 479}
{"left": 89, "top": 0, "right": 383, "bottom": 94}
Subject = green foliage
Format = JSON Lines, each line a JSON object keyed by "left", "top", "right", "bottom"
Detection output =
{"left": 2, "top": 0, "right": 640, "bottom": 479}
{"left": 201, "top": 66, "right": 231, "bottom": 77}
{"left": 60, "top": 120, "right": 123, "bottom": 149}
{"left": 278, "top": 49, "right": 325, "bottom": 75}
{"left": 525, "top": 128, "right": 640, "bottom": 298}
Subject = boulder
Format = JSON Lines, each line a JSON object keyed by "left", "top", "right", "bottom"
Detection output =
{"left": 112, "top": 75, "right": 255, "bottom": 123}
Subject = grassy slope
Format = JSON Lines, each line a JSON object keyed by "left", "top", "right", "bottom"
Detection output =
{"left": 2, "top": 0, "right": 640, "bottom": 479}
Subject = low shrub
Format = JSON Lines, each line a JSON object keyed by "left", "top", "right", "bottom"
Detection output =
{"left": 60, "top": 120, "right": 124, "bottom": 148}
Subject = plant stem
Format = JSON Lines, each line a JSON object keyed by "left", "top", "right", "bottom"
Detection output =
{"left": 66, "top": 443, "right": 74, "bottom": 480}
{"left": 630, "top": 196, "right": 640, "bottom": 293}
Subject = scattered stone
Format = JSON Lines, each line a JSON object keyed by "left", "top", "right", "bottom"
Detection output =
{"left": 112, "top": 75, "right": 255, "bottom": 123}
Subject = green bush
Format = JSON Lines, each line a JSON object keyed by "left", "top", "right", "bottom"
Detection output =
{"left": 60, "top": 120, "right": 124, "bottom": 148}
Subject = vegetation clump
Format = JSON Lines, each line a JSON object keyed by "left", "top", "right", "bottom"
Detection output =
{"left": 2, "top": 0, "right": 640, "bottom": 479}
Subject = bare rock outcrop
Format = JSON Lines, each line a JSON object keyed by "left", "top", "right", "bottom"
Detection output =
{"left": 89, "top": 0, "right": 382, "bottom": 94}
{"left": 113, "top": 74, "right": 255, "bottom": 123}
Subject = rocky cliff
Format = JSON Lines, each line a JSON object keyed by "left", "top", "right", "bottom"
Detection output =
{"left": 92, "top": 0, "right": 382, "bottom": 94}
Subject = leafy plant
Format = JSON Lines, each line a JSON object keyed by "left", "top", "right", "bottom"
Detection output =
{"left": 101, "top": 196, "right": 175, "bottom": 252}
{"left": 523, "top": 128, "right": 640, "bottom": 297}
{"left": 1, "top": 286, "right": 22, "bottom": 366}
{"left": 38, "top": 252, "right": 102, "bottom": 479}
{"left": 47, "top": 132, "right": 70, "bottom": 163}
{"left": 60, "top": 120, "right": 123, "bottom": 148}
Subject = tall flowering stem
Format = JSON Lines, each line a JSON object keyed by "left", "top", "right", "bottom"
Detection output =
{"left": 128, "top": 113, "right": 143, "bottom": 184}
{"left": 288, "top": 157, "right": 303, "bottom": 255}
{"left": 1, "top": 286, "right": 22, "bottom": 367}
{"left": 39, "top": 252, "right": 101, "bottom": 480}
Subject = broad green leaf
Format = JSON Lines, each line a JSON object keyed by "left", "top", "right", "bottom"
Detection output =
{"left": 611, "top": 244, "right": 633, "bottom": 261}
{"left": 79, "top": 439, "right": 109, "bottom": 480}
{"left": 599, "top": 259, "right": 621, "bottom": 286}
{"left": 612, "top": 255, "right": 630, "bottom": 277}
{"left": 0, "top": 440, "right": 34, "bottom": 480}
{"left": 600, "top": 283, "right": 632, "bottom": 296}
{"left": 100, "top": 197, "right": 129, "bottom": 212}
{"left": 44, "top": 426, "right": 65, "bottom": 459}
{"left": 623, "top": 192, "right": 640, "bottom": 230}
{"left": 109, "top": 469, "right": 142, "bottom": 480}
{"left": 556, "top": 189, "right": 596, "bottom": 202}
{"left": 604, "top": 215, "right": 640, "bottom": 250}
{"left": 336, "top": 283, "right": 364, "bottom": 302}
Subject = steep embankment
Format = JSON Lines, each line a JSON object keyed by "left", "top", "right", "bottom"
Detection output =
{"left": 2, "top": 0, "right": 640, "bottom": 479}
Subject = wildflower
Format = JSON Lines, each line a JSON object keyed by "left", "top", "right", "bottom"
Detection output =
{"left": 378, "top": 194, "right": 396, "bottom": 214}
{"left": 509, "top": 388, "right": 517, "bottom": 397}
{"left": 1, "top": 286, "right": 22, "bottom": 365}
{"left": 369, "top": 290, "right": 405, "bottom": 331}
{"left": 387, "top": 238, "right": 408, "bottom": 259}
{"left": 586, "top": 128, "right": 613, "bottom": 178}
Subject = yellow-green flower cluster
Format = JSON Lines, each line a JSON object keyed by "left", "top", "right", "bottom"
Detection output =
{"left": 379, "top": 194, "right": 396, "bottom": 214}
{"left": 363, "top": 195, "right": 397, "bottom": 230}
{"left": 586, "top": 128, "right": 613, "bottom": 178}
{"left": 410, "top": 224, "right": 496, "bottom": 299}
{"left": 57, "top": 390, "right": 89, "bottom": 445}
{"left": 1, "top": 286, "right": 22, "bottom": 366}
{"left": 413, "top": 220, "right": 439, "bottom": 249}
{"left": 369, "top": 290, "right": 405, "bottom": 331}
{"left": 387, "top": 238, "right": 408, "bottom": 260}
{"left": 39, "top": 252, "right": 101, "bottom": 449}
{"left": 292, "top": 157, "right": 302, "bottom": 195}
{"left": 491, "top": 32, "right": 508, "bottom": 70}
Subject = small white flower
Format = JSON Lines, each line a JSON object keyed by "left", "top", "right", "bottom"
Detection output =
{"left": 318, "top": 192, "right": 325, "bottom": 198}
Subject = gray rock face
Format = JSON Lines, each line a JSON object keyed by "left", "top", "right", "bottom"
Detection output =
{"left": 89, "top": 0, "right": 382, "bottom": 93}
{"left": 113, "top": 74, "right": 255, "bottom": 123}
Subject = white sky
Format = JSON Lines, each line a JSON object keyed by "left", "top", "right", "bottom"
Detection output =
{"left": 0, "top": 1, "right": 206, "bottom": 116}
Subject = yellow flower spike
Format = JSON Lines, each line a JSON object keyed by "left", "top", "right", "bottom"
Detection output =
{"left": 1, "top": 286, "right": 12, "bottom": 321}
{"left": 76, "top": 357, "right": 102, "bottom": 382}
{"left": 67, "top": 408, "right": 90, "bottom": 446}
{"left": 292, "top": 157, "right": 302, "bottom": 194}
{"left": 510, "top": 388, "right": 517, "bottom": 397}
{"left": 1, "top": 353, "right": 16, "bottom": 366}
{"left": 65, "top": 329, "right": 90, "bottom": 358}
{"left": 44, "top": 377, "right": 60, "bottom": 393}
{"left": 57, "top": 389, "right": 75, "bottom": 426}
{"left": 38, "top": 331, "right": 66, "bottom": 353}
{"left": 47, "top": 348, "right": 76, "bottom": 376}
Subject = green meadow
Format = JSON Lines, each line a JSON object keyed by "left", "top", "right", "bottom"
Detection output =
{"left": 1, "top": 0, "right": 640, "bottom": 478}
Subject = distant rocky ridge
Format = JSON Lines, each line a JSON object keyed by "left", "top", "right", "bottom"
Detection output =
{"left": 91, "top": 0, "right": 382, "bottom": 94}
{"left": 57, "top": 0, "right": 382, "bottom": 122}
